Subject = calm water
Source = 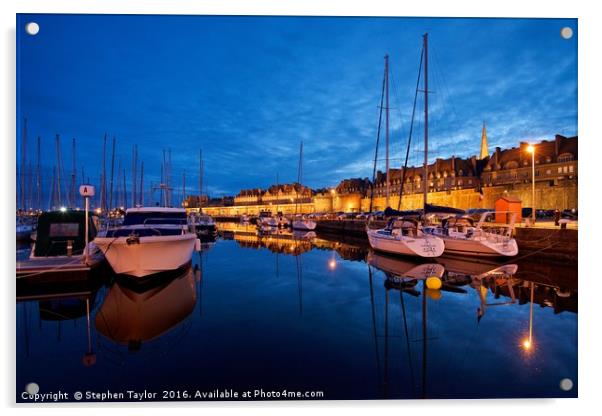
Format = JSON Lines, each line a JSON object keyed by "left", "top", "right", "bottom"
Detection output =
{"left": 16, "top": 226, "right": 578, "bottom": 401}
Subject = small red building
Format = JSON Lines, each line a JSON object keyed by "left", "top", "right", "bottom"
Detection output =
{"left": 495, "top": 196, "right": 522, "bottom": 223}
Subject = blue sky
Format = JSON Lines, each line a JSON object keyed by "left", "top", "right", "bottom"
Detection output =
{"left": 16, "top": 14, "right": 577, "bottom": 204}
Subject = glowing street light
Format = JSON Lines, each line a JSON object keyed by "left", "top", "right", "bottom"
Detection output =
{"left": 526, "top": 144, "right": 536, "bottom": 224}
{"left": 59, "top": 206, "right": 67, "bottom": 212}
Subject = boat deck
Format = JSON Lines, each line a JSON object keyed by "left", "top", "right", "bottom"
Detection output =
{"left": 16, "top": 253, "right": 105, "bottom": 279}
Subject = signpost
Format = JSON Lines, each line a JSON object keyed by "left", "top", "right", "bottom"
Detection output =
{"left": 79, "top": 185, "right": 95, "bottom": 264}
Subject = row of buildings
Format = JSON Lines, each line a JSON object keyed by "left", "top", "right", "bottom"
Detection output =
{"left": 187, "top": 131, "right": 578, "bottom": 217}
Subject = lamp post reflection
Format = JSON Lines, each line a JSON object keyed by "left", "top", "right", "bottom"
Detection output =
{"left": 522, "top": 281, "right": 535, "bottom": 352}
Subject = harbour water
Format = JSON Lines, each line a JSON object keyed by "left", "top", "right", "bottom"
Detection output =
{"left": 16, "top": 227, "right": 577, "bottom": 401}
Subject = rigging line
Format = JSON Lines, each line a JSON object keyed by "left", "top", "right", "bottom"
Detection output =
{"left": 399, "top": 289, "right": 417, "bottom": 398}
{"left": 432, "top": 44, "right": 461, "bottom": 125}
{"left": 369, "top": 63, "right": 387, "bottom": 213}
{"left": 398, "top": 46, "right": 424, "bottom": 210}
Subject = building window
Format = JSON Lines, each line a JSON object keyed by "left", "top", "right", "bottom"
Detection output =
{"left": 569, "top": 165, "right": 574, "bottom": 173}
{"left": 558, "top": 167, "right": 562, "bottom": 173}
{"left": 558, "top": 153, "right": 574, "bottom": 163}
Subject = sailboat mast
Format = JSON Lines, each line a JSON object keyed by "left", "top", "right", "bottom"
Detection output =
{"left": 139, "top": 161, "right": 144, "bottom": 206}
{"left": 131, "top": 144, "right": 137, "bottom": 208}
{"left": 182, "top": 170, "right": 186, "bottom": 207}
{"left": 36, "top": 136, "right": 41, "bottom": 211}
{"left": 109, "top": 135, "right": 116, "bottom": 211}
{"left": 296, "top": 141, "right": 303, "bottom": 214}
{"left": 20, "top": 118, "right": 27, "bottom": 211}
{"left": 423, "top": 33, "right": 429, "bottom": 211}
{"left": 385, "top": 54, "right": 390, "bottom": 208}
{"left": 71, "top": 137, "right": 76, "bottom": 208}
{"left": 199, "top": 149, "right": 203, "bottom": 212}
{"left": 55, "top": 134, "right": 62, "bottom": 208}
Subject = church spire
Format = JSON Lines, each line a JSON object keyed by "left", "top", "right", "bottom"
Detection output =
{"left": 479, "top": 121, "right": 489, "bottom": 160}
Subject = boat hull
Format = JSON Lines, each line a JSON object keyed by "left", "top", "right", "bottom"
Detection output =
{"left": 95, "top": 234, "right": 198, "bottom": 278}
{"left": 292, "top": 220, "right": 316, "bottom": 231}
{"left": 367, "top": 229, "right": 445, "bottom": 258}
{"left": 441, "top": 237, "right": 518, "bottom": 257}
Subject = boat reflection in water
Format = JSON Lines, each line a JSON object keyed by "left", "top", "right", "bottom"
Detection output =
{"left": 95, "top": 266, "right": 196, "bottom": 351}
{"left": 367, "top": 250, "right": 444, "bottom": 291}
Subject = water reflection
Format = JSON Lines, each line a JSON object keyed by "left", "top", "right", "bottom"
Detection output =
{"left": 16, "top": 228, "right": 577, "bottom": 400}
{"left": 95, "top": 267, "right": 196, "bottom": 351}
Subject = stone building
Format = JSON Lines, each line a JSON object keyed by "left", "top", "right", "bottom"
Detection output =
{"left": 199, "top": 132, "right": 578, "bottom": 216}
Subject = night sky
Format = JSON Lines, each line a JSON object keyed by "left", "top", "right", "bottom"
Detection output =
{"left": 16, "top": 14, "right": 577, "bottom": 205}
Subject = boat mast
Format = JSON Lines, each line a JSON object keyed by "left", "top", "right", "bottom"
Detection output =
{"left": 109, "top": 135, "right": 116, "bottom": 211}
{"left": 101, "top": 133, "right": 107, "bottom": 212}
{"left": 131, "top": 144, "right": 137, "bottom": 208}
{"left": 139, "top": 160, "right": 144, "bottom": 206}
{"left": 296, "top": 141, "right": 303, "bottom": 215}
{"left": 369, "top": 63, "right": 387, "bottom": 214}
{"left": 55, "top": 134, "right": 62, "bottom": 208}
{"left": 181, "top": 170, "right": 186, "bottom": 207}
{"left": 423, "top": 33, "right": 429, "bottom": 213}
{"left": 70, "top": 138, "right": 76, "bottom": 208}
{"left": 36, "top": 136, "right": 41, "bottom": 211}
{"left": 199, "top": 149, "right": 203, "bottom": 213}
{"left": 20, "top": 118, "right": 27, "bottom": 211}
{"left": 385, "top": 54, "right": 390, "bottom": 209}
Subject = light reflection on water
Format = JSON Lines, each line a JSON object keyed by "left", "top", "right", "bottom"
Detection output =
{"left": 16, "top": 226, "right": 577, "bottom": 400}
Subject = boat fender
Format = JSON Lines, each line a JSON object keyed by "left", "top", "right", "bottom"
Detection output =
{"left": 195, "top": 238, "right": 201, "bottom": 251}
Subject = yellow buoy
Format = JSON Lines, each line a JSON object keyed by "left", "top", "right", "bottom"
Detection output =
{"left": 425, "top": 276, "right": 442, "bottom": 290}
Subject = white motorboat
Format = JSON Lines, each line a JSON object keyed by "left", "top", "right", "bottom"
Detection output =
{"left": 367, "top": 218, "right": 445, "bottom": 258}
{"left": 94, "top": 207, "right": 200, "bottom": 278}
{"left": 424, "top": 211, "right": 518, "bottom": 257}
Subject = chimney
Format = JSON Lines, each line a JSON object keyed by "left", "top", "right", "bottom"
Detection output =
{"left": 555, "top": 134, "right": 562, "bottom": 160}
{"left": 495, "top": 147, "right": 501, "bottom": 169}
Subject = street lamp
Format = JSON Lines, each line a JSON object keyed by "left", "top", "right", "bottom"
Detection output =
{"left": 526, "top": 145, "right": 536, "bottom": 224}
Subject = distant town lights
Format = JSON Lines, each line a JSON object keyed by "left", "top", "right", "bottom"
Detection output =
{"left": 59, "top": 206, "right": 67, "bottom": 212}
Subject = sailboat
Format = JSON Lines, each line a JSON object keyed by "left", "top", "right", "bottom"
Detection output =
{"left": 367, "top": 37, "right": 445, "bottom": 258}
{"left": 292, "top": 141, "right": 317, "bottom": 231}
{"left": 423, "top": 210, "right": 519, "bottom": 257}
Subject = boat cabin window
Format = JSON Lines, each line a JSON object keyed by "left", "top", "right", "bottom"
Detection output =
{"left": 124, "top": 211, "right": 187, "bottom": 225}
{"left": 49, "top": 223, "right": 79, "bottom": 237}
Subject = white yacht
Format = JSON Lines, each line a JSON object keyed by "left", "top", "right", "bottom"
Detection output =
{"left": 423, "top": 211, "right": 518, "bottom": 257}
{"left": 366, "top": 34, "right": 444, "bottom": 259}
{"left": 367, "top": 218, "right": 445, "bottom": 258}
{"left": 94, "top": 207, "right": 200, "bottom": 278}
